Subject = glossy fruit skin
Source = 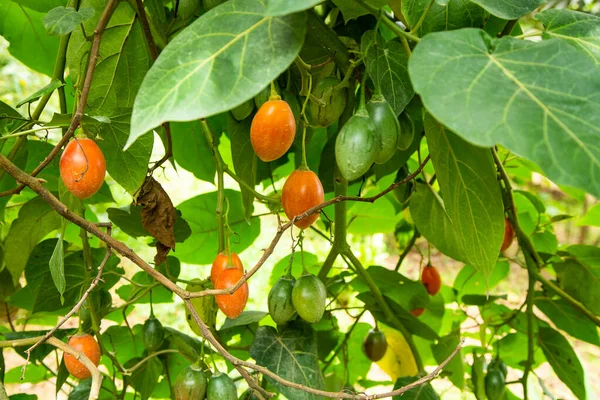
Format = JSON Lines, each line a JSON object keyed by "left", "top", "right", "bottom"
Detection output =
{"left": 489, "top": 358, "right": 508, "bottom": 378}
{"left": 207, "top": 372, "right": 237, "bottom": 400}
{"left": 215, "top": 268, "right": 248, "bottom": 319}
{"left": 281, "top": 169, "right": 324, "bottom": 229}
{"left": 421, "top": 265, "right": 442, "bottom": 296}
{"left": 211, "top": 252, "right": 243, "bottom": 285}
{"left": 367, "top": 95, "right": 399, "bottom": 164}
{"left": 268, "top": 277, "right": 296, "bottom": 325}
{"left": 250, "top": 100, "right": 296, "bottom": 162}
{"left": 292, "top": 274, "right": 327, "bottom": 323}
{"left": 307, "top": 77, "right": 347, "bottom": 128}
{"left": 362, "top": 329, "right": 388, "bottom": 362}
{"left": 186, "top": 279, "right": 218, "bottom": 334}
{"left": 335, "top": 111, "right": 377, "bottom": 181}
{"left": 142, "top": 316, "right": 165, "bottom": 352}
{"left": 500, "top": 218, "right": 514, "bottom": 252}
{"left": 410, "top": 308, "right": 424, "bottom": 317}
{"left": 64, "top": 334, "right": 101, "bottom": 380}
{"left": 60, "top": 138, "right": 106, "bottom": 199}
{"left": 231, "top": 99, "right": 254, "bottom": 121}
{"left": 485, "top": 368, "right": 506, "bottom": 400}
{"left": 397, "top": 111, "right": 415, "bottom": 150}
{"left": 174, "top": 364, "right": 209, "bottom": 400}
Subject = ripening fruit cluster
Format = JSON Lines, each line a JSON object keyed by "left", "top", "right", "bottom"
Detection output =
{"left": 268, "top": 273, "right": 327, "bottom": 325}
{"left": 174, "top": 364, "right": 237, "bottom": 400}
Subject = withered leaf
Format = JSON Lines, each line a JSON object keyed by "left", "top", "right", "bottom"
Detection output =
{"left": 135, "top": 176, "right": 176, "bottom": 265}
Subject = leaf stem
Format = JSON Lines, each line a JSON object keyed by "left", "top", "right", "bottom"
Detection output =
{"left": 223, "top": 166, "right": 278, "bottom": 204}
{"left": 410, "top": 0, "right": 435, "bottom": 34}
{"left": 354, "top": 0, "right": 421, "bottom": 43}
{"left": 394, "top": 230, "right": 420, "bottom": 271}
{"left": 200, "top": 119, "right": 226, "bottom": 252}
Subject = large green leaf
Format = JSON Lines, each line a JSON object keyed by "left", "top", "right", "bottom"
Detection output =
{"left": 361, "top": 31, "right": 413, "bottom": 116}
{"left": 125, "top": 356, "right": 162, "bottom": 400}
{"left": 228, "top": 115, "right": 256, "bottom": 220}
{"left": 470, "top": 0, "right": 543, "bottom": 19}
{"left": 0, "top": 137, "right": 28, "bottom": 222}
{"left": 176, "top": 189, "right": 260, "bottom": 264}
{"left": 13, "top": 0, "right": 65, "bottom": 13}
{"left": 94, "top": 112, "right": 153, "bottom": 195}
{"left": 536, "top": 9, "right": 600, "bottom": 64}
{"left": 402, "top": 0, "right": 487, "bottom": 36}
{"left": 393, "top": 376, "right": 440, "bottom": 399}
{"left": 129, "top": 0, "right": 307, "bottom": 145}
{"left": 424, "top": 114, "right": 504, "bottom": 278}
{"left": 264, "top": 0, "right": 324, "bottom": 16}
{"left": 554, "top": 245, "right": 600, "bottom": 315}
{"left": 453, "top": 261, "right": 509, "bottom": 301}
{"left": 578, "top": 202, "right": 600, "bottom": 227}
{"left": 250, "top": 321, "right": 325, "bottom": 400}
{"left": 432, "top": 333, "right": 464, "bottom": 389}
{"left": 67, "top": 0, "right": 150, "bottom": 115}
{"left": 535, "top": 296, "right": 600, "bottom": 346}
{"left": 9, "top": 239, "right": 121, "bottom": 313}
{"left": 171, "top": 120, "right": 216, "bottom": 183}
{"left": 4, "top": 197, "right": 61, "bottom": 283}
{"left": 538, "top": 327, "right": 586, "bottom": 400}
{"left": 409, "top": 29, "right": 600, "bottom": 197}
{"left": 0, "top": 0, "right": 59, "bottom": 75}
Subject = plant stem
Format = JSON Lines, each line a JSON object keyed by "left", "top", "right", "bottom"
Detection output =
{"left": 395, "top": 230, "right": 420, "bottom": 271}
{"left": 499, "top": 19, "right": 519, "bottom": 37}
{"left": 344, "top": 249, "right": 424, "bottom": 372}
{"left": 200, "top": 119, "right": 226, "bottom": 252}
{"left": 354, "top": 0, "right": 421, "bottom": 43}
{"left": 322, "top": 310, "right": 366, "bottom": 372}
{"left": 125, "top": 349, "right": 179, "bottom": 374}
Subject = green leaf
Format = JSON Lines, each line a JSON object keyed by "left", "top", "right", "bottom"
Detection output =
{"left": 554, "top": 245, "right": 600, "bottom": 315}
{"left": 264, "top": 0, "right": 324, "bottom": 16}
{"left": 67, "top": 0, "right": 150, "bottom": 115}
{"left": 357, "top": 292, "right": 438, "bottom": 340}
{"left": 419, "top": 114, "right": 504, "bottom": 278}
{"left": 0, "top": 100, "right": 23, "bottom": 135}
{"left": 125, "top": 356, "right": 162, "bottom": 400}
{"left": 94, "top": 111, "right": 154, "bottom": 195}
{"left": 4, "top": 197, "right": 61, "bottom": 283}
{"left": 4, "top": 364, "right": 48, "bottom": 384}
{"left": 538, "top": 327, "right": 586, "bottom": 400}
{"left": 331, "top": 0, "right": 388, "bottom": 22}
{"left": 229, "top": 115, "right": 256, "bottom": 220}
{"left": 3, "top": 330, "right": 67, "bottom": 363}
{"left": 171, "top": 120, "right": 216, "bottom": 183}
{"left": 101, "top": 325, "right": 143, "bottom": 366}
{"left": 333, "top": 323, "right": 372, "bottom": 382}
{"left": 535, "top": 296, "right": 600, "bottom": 346}
{"left": 107, "top": 204, "right": 149, "bottom": 237}
{"left": 0, "top": 0, "right": 59, "bottom": 75}
{"left": 531, "top": 230, "right": 558, "bottom": 254}
{"left": 9, "top": 240, "right": 122, "bottom": 313}
{"left": 129, "top": 0, "right": 307, "bottom": 146}
{"left": 409, "top": 29, "right": 600, "bottom": 197}
{"left": 402, "top": 0, "right": 487, "bottom": 36}
{"left": 250, "top": 321, "right": 325, "bottom": 400}
{"left": 16, "top": 79, "right": 64, "bottom": 108}
{"left": 453, "top": 261, "right": 509, "bottom": 301}
{"left": 361, "top": 31, "right": 414, "bottom": 116}
{"left": 347, "top": 186, "right": 399, "bottom": 234}
{"left": 393, "top": 376, "right": 440, "bottom": 399}
{"left": 470, "top": 0, "right": 543, "bottom": 19}
{"left": 578, "top": 202, "right": 600, "bottom": 227}
{"left": 0, "top": 137, "right": 28, "bottom": 221}
{"left": 43, "top": 6, "right": 94, "bottom": 36}
{"left": 67, "top": 374, "right": 117, "bottom": 400}
{"left": 220, "top": 311, "right": 268, "bottom": 330}
{"left": 536, "top": 9, "right": 600, "bottom": 64}
{"left": 55, "top": 359, "right": 69, "bottom": 396}
{"left": 431, "top": 333, "right": 464, "bottom": 389}
{"left": 176, "top": 189, "right": 260, "bottom": 264}
{"left": 49, "top": 238, "right": 66, "bottom": 304}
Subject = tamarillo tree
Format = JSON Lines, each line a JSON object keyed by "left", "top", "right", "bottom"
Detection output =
{"left": 0, "top": 0, "right": 599, "bottom": 399}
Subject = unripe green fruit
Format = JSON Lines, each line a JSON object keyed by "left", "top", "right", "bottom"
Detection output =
{"left": 367, "top": 95, "right": 399, "bottom": 164}
{"left": 335, "top": 110, "right": 377, "bottom": 181}
{"left": 485, "top": 368, "right": 506, "bottom": 400}
{"left": 142, "top": 316, "right": 165, "bottom": 352}
{"left": 392, "top": 166, "right": 413, "bottom": 209}
{"left": 307, "top": 77, "right": 347, "bottom": 128}
{"left": 362, "top": 329, "right": 387, "bottom": 362}
{"left": 174, "top": 365, "right": 208, "bottom": 400}
{"left": 207, "top": 372, "right": 237, "bottom": 400}
{"left": 268, "top": 277, "right": 296, "bottom": 325}
{"left": 292, "top": 274, "right": 327, "bottom": 323}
